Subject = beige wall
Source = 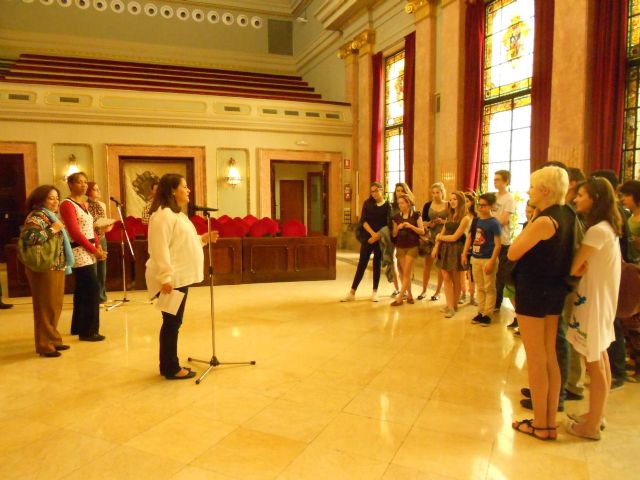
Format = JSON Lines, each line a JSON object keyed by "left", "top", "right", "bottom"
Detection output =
{"left": 0, "top": 120, "right": 349, "bottom": 221}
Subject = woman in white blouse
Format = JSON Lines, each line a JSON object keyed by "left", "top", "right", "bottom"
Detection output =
{"left": 146, "top": 174, "right": 219, "bottom": 380}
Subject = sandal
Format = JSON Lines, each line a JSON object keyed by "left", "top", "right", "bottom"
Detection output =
{"left": 417, "top": 293, "right": 426, "bottom": 300}
{"left": 512, "top": 419, "right": 553, "bottom": 441}
{"left": 430, "top": 295, "right": 440, "bottom": 301}
{"left": 407, "top": 297, "right": 415, "bottom": 304}
{"left": 567, "top": 413, "right": 606, "bottom": 431}
{"left": 390, "top": 300, "right": 403, "bottom": 307}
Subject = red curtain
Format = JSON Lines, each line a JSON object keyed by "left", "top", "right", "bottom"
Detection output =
{"left": 403, "top": 32, "right": 416, "bottom": 189}
{"left": 371, "top": 52, "right": 384, "bottom": 183}
{"left": 530, "top": 0, "right": 555, "bottom": 171}
{"left": 589, "top": 0, "right": 628, "bottom": 174}
{"left": 462, "top": 0, "right": 485, "bottom": 191}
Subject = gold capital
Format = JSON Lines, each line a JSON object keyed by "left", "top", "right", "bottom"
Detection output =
{"left": 338, "top": 29, "right": 376, "bottom": 59}
{"left": 405, "top": 0, "right": 435, "bottom": 21}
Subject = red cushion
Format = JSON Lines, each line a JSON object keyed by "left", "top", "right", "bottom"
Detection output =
{"left": 218, "top": 220, "right": 246, "bottom": 238}
{"left": 104, "top": 220, "right": 123, "bottom": 241}
{"left": 243, "top": 214, "right": 258, "bottom": 226}
{"left": 248, "top": 221, "right": 271, "bottom": 237}
{"left": 217, "top": 214, "right": 232, "bottom": 224}
{"left": 281, "top": 220, "right": 307, "bottom": 237}
{"left": 259, "top": 217, "right": 279, "bottom": 235}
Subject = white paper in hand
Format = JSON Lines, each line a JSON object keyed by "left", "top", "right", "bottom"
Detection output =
{"left": 155, "top": 289, "right": 185, "bottom": 315}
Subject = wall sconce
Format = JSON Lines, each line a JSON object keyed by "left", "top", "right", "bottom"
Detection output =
{"left": 63, "top": 154, "right": 80, "bottom": 180}
{"left": 224, "top": 157, "right": 241, "bottom": 187}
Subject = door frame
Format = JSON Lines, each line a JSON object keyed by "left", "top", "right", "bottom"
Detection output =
{"left": 0, "top": 142, "right": 38, "bottom": 196}
{"left": 307, "top": 170, "right": 328, "bottom": 236}
{"left": 258, "top": 149, "right": 341, "bottom": 236}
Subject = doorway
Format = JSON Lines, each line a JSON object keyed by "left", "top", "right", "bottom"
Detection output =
{"left": 0, "top": 154, "right": 27, "bottom": 262}
{"left": 270, "top": 160, "right": 328, "bottom": 235}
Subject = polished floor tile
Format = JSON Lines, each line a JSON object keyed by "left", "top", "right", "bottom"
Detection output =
{"left": 1, "top": 257, "right": 639, "bottom": 480}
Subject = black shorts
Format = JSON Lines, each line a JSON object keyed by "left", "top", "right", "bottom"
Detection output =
{"left": 514, "top": 274, "right": 569, "bottom": 318}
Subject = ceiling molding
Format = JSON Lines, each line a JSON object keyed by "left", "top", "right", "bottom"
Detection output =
{"left": 314, "top": 0, "right": 378, "bottom": 31}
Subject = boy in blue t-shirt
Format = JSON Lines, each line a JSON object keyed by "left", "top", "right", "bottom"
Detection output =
{"left": 462, "top": 193, "right": 501, "bottom": 325}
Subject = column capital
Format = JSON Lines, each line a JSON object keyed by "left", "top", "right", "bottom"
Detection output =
{"left": 405, "top": 0, "right": 435, "bottom": 21}
{"left": 338, "top": 29, "right": 376, "bottom": 59}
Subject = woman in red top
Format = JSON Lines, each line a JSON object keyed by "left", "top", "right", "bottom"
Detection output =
{"left": 59, "top": 172, "right": 107, "bottom": 341}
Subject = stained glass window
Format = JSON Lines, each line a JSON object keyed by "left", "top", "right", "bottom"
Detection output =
{"left": 623, "top": 0, "right": 640, "bottom": 180}
{"left": 384, "top": 50, "right": 405, "bottom": 196}
{"left": 481, "top": 0, "right": 534, "bottom": 196}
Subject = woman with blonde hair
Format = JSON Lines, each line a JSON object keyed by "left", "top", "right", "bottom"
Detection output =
{"left": 566, "top": 177, "right": 622, "bottom": 440}
{"left": 391, "top": 193, "right": 424, "bottom": 306}
{"left": 418, "top": 182, "right": 448, "bottom": 301}
{"left": 432, "top": 191, "right": 470, "bottom": 317}
{"left": 508, "top": 166, "right": 575, "bottom": 440}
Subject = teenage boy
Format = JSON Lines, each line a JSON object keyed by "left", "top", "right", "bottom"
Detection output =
{"left": 492, "top": 170, "right": 515, "bottom": 312}
{"left": 462, "top": 193, "right": 501, "bottom": 325}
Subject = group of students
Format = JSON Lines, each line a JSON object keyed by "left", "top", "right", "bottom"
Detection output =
{"left": 341, "top": 170, "right": 515, "bottom": 328}
{"left": 343, "top": 163, "right": 640, "bottom": 441}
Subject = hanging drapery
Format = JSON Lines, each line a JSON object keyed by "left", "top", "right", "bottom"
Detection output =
{"left": 462, "top": 0, "right": 485, "bottom": 191}
{"left": 403, "top": 32, "right": 416, "bottom": 189}
{"left": 530, "top": 0, "right": 554, "bottom": 171}
{"left": 371, "top": 52, "right": 384, "bottom": 183}
{"left": 589, "top": 0, "right": 628, "bottom": 174}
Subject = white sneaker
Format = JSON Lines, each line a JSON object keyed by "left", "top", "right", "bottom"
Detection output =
{"left": 340, "top": 292, "right": 355, "bottom": 302}
{"left": 371, "top": 292, "right": 379, "bottom": 302}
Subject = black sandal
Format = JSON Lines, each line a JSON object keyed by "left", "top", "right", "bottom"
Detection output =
{"left": 512, "top": 419, "right": 554, "bottom": 441}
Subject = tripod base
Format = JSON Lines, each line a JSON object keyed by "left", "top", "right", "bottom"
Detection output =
{"left": 188, "top": 356, "right": 256, "bottom": 384}
{"left": 106, "top": 297, "right": 152, "bottom": 311}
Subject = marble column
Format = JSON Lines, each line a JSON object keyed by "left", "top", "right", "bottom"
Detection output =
{"left": 548, "top": 0, "right": 589, "bottom": 171}
{"left": 406, "top": 0, "right": 437, "bottom": 204}
{"left": 436, "top": 0, "right": 465, "bottom": 193}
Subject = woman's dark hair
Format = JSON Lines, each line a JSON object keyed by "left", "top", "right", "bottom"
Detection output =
{"left": 578, "top": 177, "right": 623, "bottom": 236}
{"left": 464, "top": 192, "right": 477, "bottom": 217}
{"left": 150, "top": 173, "right": 184, "bottom": 214}
{"left": 26, "top": 185, "right": 60, "bottom": 211}
{"left": 619, "top": 180, "right": 640, "bottom": 205}
{"left": 86, "top": 181, "right": 98, "bottom": 197}
{"left": 392, "top": 182, "right": 414, "bottom": 209}
{"left": 67, "top": 171, "right": 88, "bottom": 186}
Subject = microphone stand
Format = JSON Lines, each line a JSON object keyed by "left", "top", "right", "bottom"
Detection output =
{"left": 107, "top": 201, "right": 150, "bottom": 311}
{"left": 188, "top": 210, "right": 255, "bottom": 384}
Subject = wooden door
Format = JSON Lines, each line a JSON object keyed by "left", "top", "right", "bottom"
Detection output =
{"left": 279, "top": 180, "right": 304, "bottom": 222}
{"left": 0, "top": 154, "right": 27, "bottom": 262}
{"left": 307, "top": 172, "right": 327, "bottom": 235}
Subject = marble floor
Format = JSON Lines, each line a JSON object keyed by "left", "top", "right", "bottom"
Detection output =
{"left": 0, "top": 255, "right": 637, "bottom": 480}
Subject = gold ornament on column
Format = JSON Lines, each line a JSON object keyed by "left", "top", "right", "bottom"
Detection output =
{"left": 338, "top": 29, "right": 376, "bottom": 59}
{"left": 405, "top": 0, "right": 435, "bottom": 21}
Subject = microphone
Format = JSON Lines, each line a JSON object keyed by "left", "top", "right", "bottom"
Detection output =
{"left": 109, "top": 196, "right": 122, "bottom": 205}
{"left": 191, "top": 204, "right": 219, "bottom": 212}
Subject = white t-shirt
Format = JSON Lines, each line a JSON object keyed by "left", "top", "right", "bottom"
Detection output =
{"left": 145, "top": 207, "right": 204, "bottom": 298}
{"left": 493, "top": 191, "right": 515, "bottom": 246}
{"left": 567, "top": 221, "right": 621, "bottom": 362}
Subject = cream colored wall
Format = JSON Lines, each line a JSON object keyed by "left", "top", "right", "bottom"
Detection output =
{"left": 0, "top": 120, "right": 349, "bottom": 220}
